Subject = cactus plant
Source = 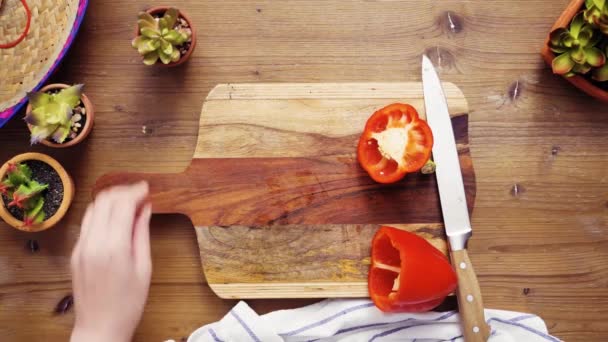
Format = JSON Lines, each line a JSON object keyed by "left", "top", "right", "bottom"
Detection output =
{"left": 1, "top": 163, "right": 48, "bottom": 227}
{"left": 549, "top": 12, "right": 606, "bottom": 76}
{"left": 132, "top": 8, "right": 191, "bottom": 65}
{"left": 25, "top": 84, "right": 84, "bottom": 145}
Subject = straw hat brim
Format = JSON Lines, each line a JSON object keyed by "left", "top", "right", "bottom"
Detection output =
{"left": 0, "top": 0, "right": 89, "bottom": 128}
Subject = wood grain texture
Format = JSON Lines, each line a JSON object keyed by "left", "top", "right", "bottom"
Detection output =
{"left": 94, "top": 82, "right": 474, "bottom": 298}
{"left": 1, "top": 0, "right": 607, "bottom": 341}
{"left": 196, "top": 83, "right": 468, "bottom": 158}
{"left": 198, "top": 223, "right": 448, "bottom": 298}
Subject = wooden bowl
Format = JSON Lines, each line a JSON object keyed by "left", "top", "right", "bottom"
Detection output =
{"left": 0, "top": 153, "right": 74, "bottom": 232}
{"left": 134, "top": 6, "right": 197, "bottom": 67}
{"left": 540, "top": 0, "right": 608, "bottom": 102}
{"left": 26, "top": 83, "right": 95, "bottom": 148}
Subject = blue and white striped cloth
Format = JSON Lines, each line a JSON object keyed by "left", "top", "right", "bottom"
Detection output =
{"left": 183, "top": 299, "right": 561, "bottom": 342}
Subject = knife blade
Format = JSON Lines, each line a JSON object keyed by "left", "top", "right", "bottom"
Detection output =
{"left": 422, "top": 55, "right": 490, "bottom": 341}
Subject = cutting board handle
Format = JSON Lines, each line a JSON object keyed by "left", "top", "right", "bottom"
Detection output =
{"left": 93, "top": 171, "right": 189, "bottom": 214}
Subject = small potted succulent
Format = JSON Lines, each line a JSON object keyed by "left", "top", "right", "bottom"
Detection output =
{"left": 541, "top": 0, "right": 608, "bottom": 101}
{"left": 25, "top": 83, "right": 94, "bottom": 147}
{"left": 0, "top": 153, "right": 74, "bottom": 232}
{"left": 132, "top": 7, "right": 196, "bottom": 66}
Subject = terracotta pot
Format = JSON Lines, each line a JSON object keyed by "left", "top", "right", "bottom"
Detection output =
{"left": 540, "top": 0, "right": 608, "bottom": 102}
{"left": 0, "top": 153, "right": 74, "bottom": 232}
{"left": 26, "top": 83, "right": 95, "bottom": 148}
{"left": 135, "top": 6, "right": 197, "bottom": 67}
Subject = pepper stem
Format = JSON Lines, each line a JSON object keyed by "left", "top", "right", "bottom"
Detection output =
{"left": 421, "top": 159, "right": 436, "bottom": 174}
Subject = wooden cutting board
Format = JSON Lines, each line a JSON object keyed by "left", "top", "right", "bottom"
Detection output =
{"left": 94, "top": 83, "right": 475, "bottom": 299}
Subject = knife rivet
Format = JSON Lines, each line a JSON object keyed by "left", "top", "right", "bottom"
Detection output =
{"left": 473, "top": 326, "right": 480, "bottom": 333}
{"left": 459, "top": 262, "right": 466, "bottom": 269}
{"left": 466, "top": 294, "right": 474, "bottom": 302}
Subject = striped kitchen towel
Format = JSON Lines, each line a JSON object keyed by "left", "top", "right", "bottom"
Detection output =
{"left": 184, "top": 299, "right": 561, "bottom": 342}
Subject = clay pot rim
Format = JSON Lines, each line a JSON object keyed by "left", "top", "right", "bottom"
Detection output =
{"left": 0, "top": 153, "right": 75, "bottom": 233}
{"left": 540, "top": 0, "right": 608, "bottom": 102}
{"left": 26, "top": 83, "right": 95, "bottom": 148}
{"left": 134, "top": 6, "right": 197, "bottom": 67}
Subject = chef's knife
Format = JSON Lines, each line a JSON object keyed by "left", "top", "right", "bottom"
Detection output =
{"left": 422, "top": 55, "right": 490, "bottom": 341}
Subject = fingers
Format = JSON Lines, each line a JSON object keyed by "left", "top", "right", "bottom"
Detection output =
{"left": 86, "top": 182, "right": 149, "bottom": 250}
{"left": 106, "top": 182, "right": 149, "bottom": 248}
{"left": 133, "top": 204, "right": 152, "bottom": 276}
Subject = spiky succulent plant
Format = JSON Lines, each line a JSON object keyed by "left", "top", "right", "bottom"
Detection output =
{"left": 132, "top": 8, "right": 191, "bottom": 65}
{"left": 1, "top": 163, "right": 48, "bottom": 226}
{"left": 584, "top": 0, "right": 608, "bottom": 34}
{"left": 549, "top": 12, "right": 606, "bottom": 77}
{"left": 25, "top": 85, "right": 83, "bottom": 145}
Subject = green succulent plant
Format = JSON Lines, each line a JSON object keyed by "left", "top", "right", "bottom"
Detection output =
{"left": 25, "top": 85, "right": 83, "bottom": 145}
{"left": 584, "top": 0, "right": 608, "bottom": 34}
{"left": 1, "top": 163, "right": 48, "bottom": 226}
{"left": 132, "top": 8, "right": 191, "bottom": 65}
{"left": 549, "top": 12, "right": 606, "bottom": 77}
{"left": 593, "top": 44, "right": 608, "bottom": 81}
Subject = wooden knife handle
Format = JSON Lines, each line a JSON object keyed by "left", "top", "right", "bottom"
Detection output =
{"left": 450, "top": 249, "right": 490, "bottom": 342}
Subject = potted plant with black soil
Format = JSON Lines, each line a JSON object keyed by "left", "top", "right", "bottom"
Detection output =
{"left": 541, "top": 0, "right": 608, "bottom": 101}
{"left": 132, "top": 7, "right": 196, "bottom": 66}
{"left": 0, "top": 153, "right": 74, "bottom": 232}
{"left": 25, "top": 84, "right": 95, "bottom": 148}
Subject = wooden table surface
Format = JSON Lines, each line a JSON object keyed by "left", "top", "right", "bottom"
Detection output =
{"left": 1, "top": 0, "right": 607, "bottom": 341}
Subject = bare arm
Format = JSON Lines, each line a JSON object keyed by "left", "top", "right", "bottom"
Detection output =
{"left": 70, "top": 182, "right": 152, "bottom": 342}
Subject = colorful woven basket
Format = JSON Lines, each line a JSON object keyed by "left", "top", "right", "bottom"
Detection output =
{"left": 0, "top": 0, "right": 88, "bottom": 128}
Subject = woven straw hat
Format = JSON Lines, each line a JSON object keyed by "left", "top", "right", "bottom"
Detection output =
{"left": 0, "top": 0, "right": 88, "bottom": 128}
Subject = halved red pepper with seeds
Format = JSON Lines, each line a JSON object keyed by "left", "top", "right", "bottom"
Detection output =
{"left": 369, "top": 226, "right": 457, "bottom": 312}
{"left": 357, "top": 103, "right": 433, "bottom": 184}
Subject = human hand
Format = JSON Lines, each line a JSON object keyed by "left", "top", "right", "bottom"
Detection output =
{"left": 70, "top": 182, "right": 152, "bottom": 342}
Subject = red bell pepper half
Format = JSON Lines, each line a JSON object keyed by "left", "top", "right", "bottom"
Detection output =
{"left": 357, "top": 103, "right": 433, "bottom": 184}
{"left": 369, "top": 226, "right": 457, "bottom": 312}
